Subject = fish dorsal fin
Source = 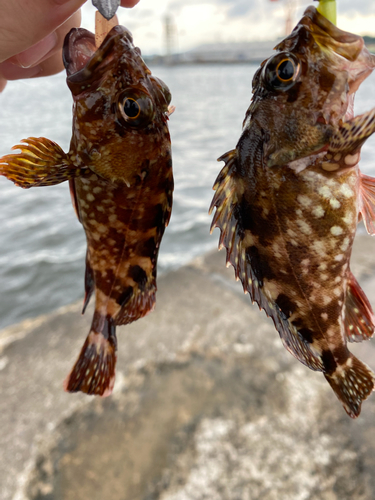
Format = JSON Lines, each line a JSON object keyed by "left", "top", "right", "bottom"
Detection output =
{"left": 0, "top": 137, "right": 89, "bottom": 188}
{"left": 210, "top": 150, "right": 323, "bottom": 372}
{"left": 345, "top": 272, "right": 375, "bottom": 342}
{"left": 329, "top": 107, "right": 375, "bottom": 156}
{"left": 360, "top": 173, "right": 375, "bottom": 235}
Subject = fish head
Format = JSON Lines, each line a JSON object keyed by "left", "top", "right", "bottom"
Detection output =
{"left": 63, "top": 25, "right": 172, "bottom": 183}
{"left": 246, "top": 6, "right": 375, "bottom": 167}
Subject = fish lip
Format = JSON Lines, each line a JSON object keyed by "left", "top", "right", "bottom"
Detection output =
{"left": 303, "top": 6, "right": 367, "bottom": 62}
{"left": 63, "top": 25, "right": 133, "bottom": 87}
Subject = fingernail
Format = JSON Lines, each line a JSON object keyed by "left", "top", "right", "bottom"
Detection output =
{"left": 15, "top": 32, "right": 58, "bottom": 68}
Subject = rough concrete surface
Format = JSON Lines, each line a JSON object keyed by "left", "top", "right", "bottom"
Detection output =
{"left": 2, "top": 233, "right": 375, "bottom": 500}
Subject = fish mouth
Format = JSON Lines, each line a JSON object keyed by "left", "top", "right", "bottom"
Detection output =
{"left": 298, "top": 7, "right": 375, "bottom": 94}
{"left": 63, "top": 25, "right": 133, "bottom": 92}
{"left": 305, "top": 6, "right": 364, "bottom": 62}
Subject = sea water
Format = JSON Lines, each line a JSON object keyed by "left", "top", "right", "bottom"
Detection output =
{"left": 0, "top": 63, "right": 375, "bottom": 329}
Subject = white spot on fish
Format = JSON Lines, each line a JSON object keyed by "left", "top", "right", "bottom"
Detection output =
{"left": 321, "top": 313, "right": 328, "bottom": 320}
{"left": 318, "top": 186, "right": 332, "bottom": 199}
{"left": 312, "top": 205, "right": 325, "bottom": 218}
{"left": 330, "top": 198, "right": 341, "bottom": 209}
{"left": 340, "top": 237, "right": 350, "bottom": 252}
{"left": 342, "top": 211, "right": 354, "bottom": 226}
{"left": 87, "top": 193, "right": 95, "bottom": 202}
{"left": 296, "top": 219, "right": 312, "bottom": 235}
{"left": 331, "top": 226, "right": 343, "bottom": 236}
{"left": 340, "top": 184, "right": 354, "bottom": 198}
{"left": 297, "top": 195, "right": 312, "bottom": 208}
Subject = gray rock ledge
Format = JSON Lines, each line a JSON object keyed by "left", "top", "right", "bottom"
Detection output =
{"left": 1, "top": 233, "right": 375, "bottom": 500}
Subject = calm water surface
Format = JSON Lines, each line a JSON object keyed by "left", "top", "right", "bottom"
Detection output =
{"left": 0, "top": 63, "right": 375, "bottom": 329}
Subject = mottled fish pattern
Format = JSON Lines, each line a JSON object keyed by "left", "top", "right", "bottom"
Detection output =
{"left": 210, "top": 7, "right": 375, "bottom": 418}
{"left": 0, "top": 25, "right": 173, "bottom": 396}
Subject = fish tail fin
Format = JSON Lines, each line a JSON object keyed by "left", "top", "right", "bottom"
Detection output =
{"left": 63, "top": 312, "right": 117, "bottom": 397}
{"left": 324, "top": 355, "right": 375, "bottom": 418}
{"left": 0, "top": 137, "right": 88, "bottom": 188}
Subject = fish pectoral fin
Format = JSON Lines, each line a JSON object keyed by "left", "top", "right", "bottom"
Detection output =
{"left": 64, "top": 313, "right": 117, "bottom": 396}
{"left": 345, "top": 272, "right": 375, "bottom": 342}
{"left": 324, "top": 355, "right": 375, "bottom": 418}
{"left": 0, "top": 137, "right": 88, "bottom": 188}
{"left": 359, "top": 173, "right": 375, "bottom": 235}
{"left": 329, "top": 107, "right": 375, "bottom": 156}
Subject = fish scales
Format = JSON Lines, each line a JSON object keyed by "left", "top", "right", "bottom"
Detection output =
{"left": 0, "top": 25, "right": 173, "bottom": 396}
{"left": 210, "top": 7, "right": 375, "bottom": 418}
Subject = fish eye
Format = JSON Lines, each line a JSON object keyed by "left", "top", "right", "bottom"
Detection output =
{"left": 263, "top": 52, "right": 300, "bottom": 91}
{"left": 276, "top": 58, "right": 295, "bottom": 82}
{"left": 123, "top": 98, "right": 141, "bottom": 119}
{"left": 118, "top": 91, "right": 154, "bottom": 127}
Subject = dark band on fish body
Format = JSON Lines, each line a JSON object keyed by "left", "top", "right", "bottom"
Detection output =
{"left": 128, "top": 265, "right": 148, "bottom": 289}
{"left": 117, "top": 286, "right": 134, "bottom": 308}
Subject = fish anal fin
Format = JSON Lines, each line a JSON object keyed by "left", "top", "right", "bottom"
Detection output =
{"left": 345, "top": 272, "right": 375, "bottom": 342}
{"left": 115, "top": 278, "right": 156, "bottom": 325}
{"left": 0, "top": 137, "right": 89, "bottom": 188}
{"left": 360, "top": 173, "right": 375, "bottom": 235}
{"left": 324, "top": 355, "right": 375, "bottom": 418}
{"left": 64, "top": 313, "right": 117, "bottom": 396}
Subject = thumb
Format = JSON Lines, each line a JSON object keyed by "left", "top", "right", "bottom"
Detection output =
{"left": 0, "top": 0, "right": 85, "bottom": 63}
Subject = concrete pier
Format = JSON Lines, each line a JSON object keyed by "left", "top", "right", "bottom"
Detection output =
{"left": 2, "top": 234, "right": 375, "bottom": 500}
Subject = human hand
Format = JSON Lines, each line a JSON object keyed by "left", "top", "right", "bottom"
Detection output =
{"left": 0, "top": 0, "right": 140, "bottom": 92}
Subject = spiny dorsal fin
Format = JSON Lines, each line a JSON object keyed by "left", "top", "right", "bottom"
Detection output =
{"left": 324, "top": 355, "right": 375, "bottom": 418}
{"left": 210, "top": 150, "right": 324, "bottom": 373}
{"left": 345, "top": 272, "right": 375, "bottom": 342}
{"left": 329, "top": 107, "right": 375, "bottom": 155}
{"left": 0, "top": 137, "right": 89, "bottom": 188}
{"left": 360, "top": 173, "right": 375, "bottom": 235}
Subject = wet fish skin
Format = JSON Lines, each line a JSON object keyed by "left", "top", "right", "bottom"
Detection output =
{"left": 210, "top": 6, "right": 375, "bottom": 418}
{"left": 0, "top": 25, "right": 173, "bottom": 397}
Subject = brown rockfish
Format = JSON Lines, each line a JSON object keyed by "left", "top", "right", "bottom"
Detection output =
{"left": 0, "top": 25, "right": 173, "bottom": 396}
{"left": 210, "top": 6, "right": 375, "bottom": 418}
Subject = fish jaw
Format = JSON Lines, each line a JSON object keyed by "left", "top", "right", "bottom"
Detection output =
{"left": 62, "top": 25, "right": 172, "bottom": 185}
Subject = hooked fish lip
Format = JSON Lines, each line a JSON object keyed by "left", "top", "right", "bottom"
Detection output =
{"left": 63, "top": 25, "right": 133, "bottom": 82}
{"left": 305, "top": 6, "right": 367, "bottom": 62}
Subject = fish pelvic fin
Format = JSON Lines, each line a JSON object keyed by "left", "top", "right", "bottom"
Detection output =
{"left": 345, "top": 272, "right": 375, "bottom": 342}
{"left": 359, "top": 173, "right": 375, "bottom": 235}
{"left": 324, "top": 355, "right": 375, "bottom": 418}
{"left": 0, "top": 137, "right": 89, "bottom": 188}
{"left": 64, "top": 312, "right": 117, "bottom": 396}
{"left": 82, "top": 250, "right": 95, "bottom": 315}
{"left": 329, "top": 107, "right": 375, "bottom": 156}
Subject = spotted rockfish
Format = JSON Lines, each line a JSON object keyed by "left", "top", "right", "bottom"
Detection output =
{"left": 210, "top": 6, "right": 375, "bottom": 418}
{"left": 0, "top": 25, "right": 173, "bottom": 396}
